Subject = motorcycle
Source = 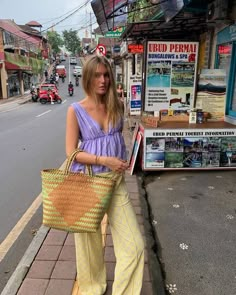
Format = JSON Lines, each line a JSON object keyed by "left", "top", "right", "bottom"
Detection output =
{"left": 31, "top": 88, "right": 39, "bottom": 102}
{"left": 75, "top": 77, "right": 79, "bottom": 87}
{"left": 39, "top": 92, "right": 62, "bottom": 104}
{"left": 68, "top": 87, "right": 74, "bottom": 96}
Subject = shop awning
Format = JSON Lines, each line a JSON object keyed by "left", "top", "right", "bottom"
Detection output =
{"left": 91, "top": 0, "right": 208, "bottom": 38}
{"left": 4, "top": 52, "right": 45, "bottom": 73}
{"left": 122, "top": 0, "right": 208, "bottom": 40}
{"left": 91, "top": 0, "right": 129, "bottom": 33}
{"left": 4, "top": 52, "right": 32, "bottom": 71}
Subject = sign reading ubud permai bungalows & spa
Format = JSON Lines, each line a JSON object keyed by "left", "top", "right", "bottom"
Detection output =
{"left": 145, "top": 41, "right": 199, "bottom": 113}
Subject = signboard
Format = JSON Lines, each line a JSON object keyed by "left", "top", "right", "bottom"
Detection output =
{"left": 130, "top": 75, "right": 142, "bottom": 116}
{"left": 196, "top": 69, "right": 226, "bottom": 121}
{"left": 128, "top": 44, "right": 144, "bottom": 54}
{"left": 144, "top": 41, "right": 199, "bottom": 113}
{"left": 129, "top": 131, "right": 142, "bottom": 175}
{"left": 105, "top": 27, "right": 125, "bottom": 38}
{"left": 96, "top": 44, "right": 106, "bottom": 56}
{"left": 143, "top": 128, "right": 236, "bottom": 169}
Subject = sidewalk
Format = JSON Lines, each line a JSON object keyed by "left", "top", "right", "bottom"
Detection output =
{"left": 1, "top": 117, "right": 156, "bottom": 295}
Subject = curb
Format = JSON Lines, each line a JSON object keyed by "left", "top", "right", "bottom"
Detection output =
{"left": 18, "top": 96, "right": 32, "bottom": 105}
{"left": 1, "top": 226, "right": 50, "bottom": 295}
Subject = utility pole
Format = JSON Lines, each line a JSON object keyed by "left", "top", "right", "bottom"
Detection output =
{"left": 90, "top": 12, "right": 93, "bottom": 47}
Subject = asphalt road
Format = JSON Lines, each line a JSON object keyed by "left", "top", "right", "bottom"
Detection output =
{"left": 143, "top": 169, "right": 236, "bottom": 295}
{"left": 0, "top": 57, "right": 83, "bottom": 292}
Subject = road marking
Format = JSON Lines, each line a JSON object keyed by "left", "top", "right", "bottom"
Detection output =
{"left": 36, "top": 110, "right": 52, "bottom": 117}
{"left": 62, "top": 99, "right": 67, "bottom": 104}
{"left": 0, "top": 194, "right": 42, "bottom": 262}
{"left": 0, "top": 159, "right": 67, "bottom": 262}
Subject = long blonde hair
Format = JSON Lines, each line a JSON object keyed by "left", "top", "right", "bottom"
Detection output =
{"left": 82, "top": 55, "right": 123, "bottom": 127}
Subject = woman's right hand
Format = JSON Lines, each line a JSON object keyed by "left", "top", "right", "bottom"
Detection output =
{"left": 100, "top": 156, "right": 129, "bottom": 173}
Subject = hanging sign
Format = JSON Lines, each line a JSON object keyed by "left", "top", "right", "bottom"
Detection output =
{"left": 128, "top": 44, "right": 144, "bottom": 54}
{"left": 105, "top": 27, "right": 125, "bottom": 38}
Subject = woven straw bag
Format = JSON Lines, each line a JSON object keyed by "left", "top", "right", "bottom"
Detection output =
{"left": 41, "top": 149, "right": 116, "bottom": 233}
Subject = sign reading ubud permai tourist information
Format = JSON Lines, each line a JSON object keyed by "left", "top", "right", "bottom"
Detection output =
{"left": 143, "top": 128, "right": 236, "bottom": 169}
{"left": 144, "top": 41, "right": 199, "bottom": 113}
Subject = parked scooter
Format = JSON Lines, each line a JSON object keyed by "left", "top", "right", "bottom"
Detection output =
{"left": 39, "top": 90, "right": 62, "bottom": 104}
{"left": 31, "top": 87, "right": 39, "bottom": 102}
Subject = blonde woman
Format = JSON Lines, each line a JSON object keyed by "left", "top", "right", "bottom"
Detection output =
{"left": 66, "top": 55, "right": 144, "bottom": 295}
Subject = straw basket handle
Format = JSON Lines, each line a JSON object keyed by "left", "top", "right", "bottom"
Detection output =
{"left": 65, "top": 148, "right": 92, "bottom": 175}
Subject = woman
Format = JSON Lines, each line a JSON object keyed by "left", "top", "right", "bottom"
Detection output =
{"left": 66, "top": 55, "right": 144, "bottom": 295}
{"left": 116, "top": 82, "right": 125, "bottom": 113}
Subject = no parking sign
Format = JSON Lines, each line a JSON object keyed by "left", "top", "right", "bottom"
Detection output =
{"left": 96, "top": 44, "right": 106, "bottom": 56}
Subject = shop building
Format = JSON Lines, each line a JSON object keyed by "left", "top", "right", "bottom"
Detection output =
{"left": 92, "top": 0, "right": 236, "bottom": 171}
{"left": 0, "top": 19, "right": 47, "bottom": 100}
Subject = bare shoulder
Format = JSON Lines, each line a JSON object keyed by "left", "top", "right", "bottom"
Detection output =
{"left": 79, "top": 98, "right": 88, "bottom": 107}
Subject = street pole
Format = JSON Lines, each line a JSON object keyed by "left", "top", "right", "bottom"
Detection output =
{"left": 90, "top": 12, "right": 93, "bottom": 48}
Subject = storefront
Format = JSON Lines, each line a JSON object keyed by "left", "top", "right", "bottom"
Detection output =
{"left": 125, "top": 6, "right": 236, "bottom": 173}
{"left": 7, "top": 71, "right": 20, "bottom": 97}
{"left": 215, "top": 24, "right": 236, "bottom": 122}
{"left": 128, "top": 39, "right": 236, "bottom": 172}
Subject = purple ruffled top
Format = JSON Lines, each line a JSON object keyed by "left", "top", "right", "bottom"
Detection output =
{"left": 70, "top": 102, "right": 126, "bottom": 174}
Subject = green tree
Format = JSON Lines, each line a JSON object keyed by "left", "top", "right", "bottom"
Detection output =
{"left": 62, "top": 29, "right": 81, "bottom": 55}
{"left": 46, "top": 31, "right": 64, "bottom": 54}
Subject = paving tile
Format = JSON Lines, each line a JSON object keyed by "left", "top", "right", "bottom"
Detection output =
{"left": 45, "top": 279, "right": 75, "bottom": 295}
{"left": 106, "top": 262, "right": 115, "bottom": 281}
{"left": 51, "top": 261, "right": 76, "bottom": 279}
{"left": 134, "top": 206, "right": 142, "bottom": 215}
{"left": 144, "top": 250, "right": 149, "bottom": 263}
{"left": 125, "top": 177, "right": 138, "bottom": 185}
{"left": 106, "top": 234, "right": 113, "bottom": 247}
{"left": 36, "top": 245, "right": 62, "bottom": 261}
{"left": 44, "top": 231, "right": 68, "bottom": 245}
{"left": 104, "top": 281, "right": 113, "bottom": 295}
{"left": 141, "top": 282, "right": 153, "bottom": 295}
{"left": 64, "top": 233, "right": 75, "bottom": 246}
{"left": 58, "top": 245, "right": 76, "bottom": 261}
{"left": 143, "top": 264, "right": 151, "bottom": 282}
{"left": 17, "top": 278, "right": 49, "bottom": 295}
{"left": 131, "top": 199, "right": 141, "bottom": 207}
{"left": 106, "top": 226, "right": 111, "bottom": 234}
{"left": 140, "top": 224, "right": 145, "bottom": 234}
{"left": 126, "top": 182, "right": 139, "bottom": 193}
{"left": 129, "top": 192, "right": 140, "bottom": 200}
{"left": 104, "top": 246, "right": 116, "bottom": 262}
{"left": 26, "top": 260, "right": 56, "bottom": 279}
{"left": 137, "top": 215, "right": 145, "bottom": 224}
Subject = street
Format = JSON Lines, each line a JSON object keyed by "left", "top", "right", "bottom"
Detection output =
{"left": 0, "top": 58, "right": 83, "bottom": 292}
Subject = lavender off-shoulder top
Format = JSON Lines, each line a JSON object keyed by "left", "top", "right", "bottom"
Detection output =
{"left": 70, "top": 102, "right": 127, "bottom": 174}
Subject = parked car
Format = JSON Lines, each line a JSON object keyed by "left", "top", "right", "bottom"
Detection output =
{"left": 73, "top": 65, "right": 82, "bottom": 77}
{"left": 70, "top": 57, "right": 77, "bottom": 65}
{"left": 56, "top": 65, "right": 67, "bottom": 77}
{"left": 38, "top": 83, "right": 58, "bottom": 98}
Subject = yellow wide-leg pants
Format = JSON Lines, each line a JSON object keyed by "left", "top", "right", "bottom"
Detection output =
{"left": 74, "top": 172, "right": 145, "bottom": 295}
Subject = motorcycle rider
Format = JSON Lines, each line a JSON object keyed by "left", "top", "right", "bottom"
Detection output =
{"left": 68, "top": 81, "right": 74, "bottom": 95}
{"left": 75, "top": 76, "right": 79, "bottom": 86}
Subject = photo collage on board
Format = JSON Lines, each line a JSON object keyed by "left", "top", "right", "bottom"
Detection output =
{"left": 145, "top": 136, "right": 236, "bottom": 168}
